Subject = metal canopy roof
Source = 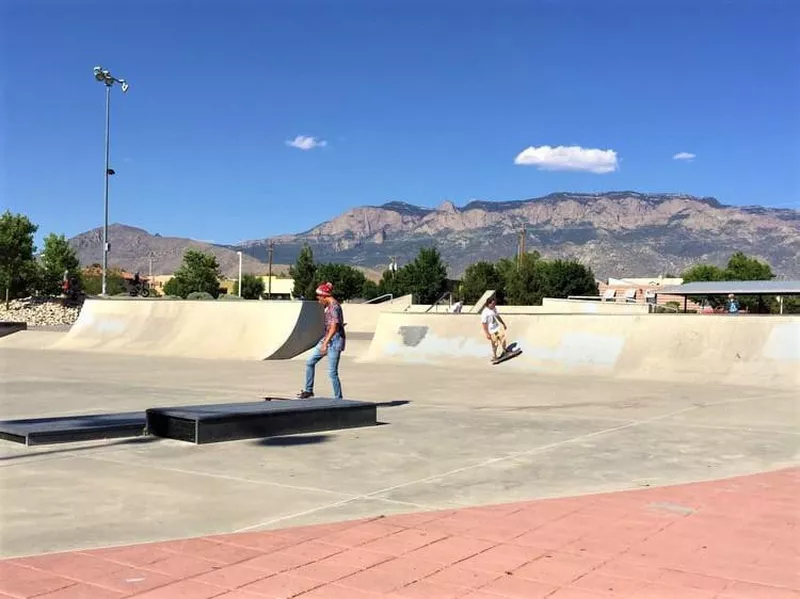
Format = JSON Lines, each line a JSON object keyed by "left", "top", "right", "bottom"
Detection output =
{"left": 658, "top": 280, "right": 800, "bottom": 296}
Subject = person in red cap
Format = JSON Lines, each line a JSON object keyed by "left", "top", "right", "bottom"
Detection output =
{"left": 297, "top": 281, "right": 346, "bottom": 399}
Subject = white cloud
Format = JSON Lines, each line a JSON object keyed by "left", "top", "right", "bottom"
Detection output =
{"left": 285, "top": 135, "right": 327, "bottom": 150}
{"left": 514, "top": 145, "right": 619, "bottom": 174}
{"left": 673, "top": 152, "right": 696, "bottom": 161}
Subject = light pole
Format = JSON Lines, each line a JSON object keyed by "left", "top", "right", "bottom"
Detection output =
{"left": 267, "top": 241, "right": 274, "bottom": 299}
{"left": 237, "top": 251, "right": 243, "bottom": 297}
{"left": 93, "top": 65, "right": 129, "bottom": 296}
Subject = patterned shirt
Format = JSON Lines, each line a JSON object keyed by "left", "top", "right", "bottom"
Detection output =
{"left": 323, "top": 300, "right": 346, "bottom": 351}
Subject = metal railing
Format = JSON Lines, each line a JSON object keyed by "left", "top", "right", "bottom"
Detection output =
{"left": 567, "top": 295, "right": 603, "bottom": 301}
{"left": 364, "top": 293, "right": 393, "bottom": 304}
{"left": 425, "top": 291, "right": 453, "bottom": 313}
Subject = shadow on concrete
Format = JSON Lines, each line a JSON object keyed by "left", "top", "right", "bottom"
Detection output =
{"left": 254, "top": 434, "right": 332, "bottom": 447}
{"left": 0, "top": 435, "right": 160, "bottom": 462}
{"left": 374, "top": 400, "right": 411, "bottom": 408}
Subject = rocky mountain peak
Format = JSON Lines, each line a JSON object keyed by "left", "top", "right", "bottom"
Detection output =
{"left": 437, "top": 200, "right": 458, "bottom": 213}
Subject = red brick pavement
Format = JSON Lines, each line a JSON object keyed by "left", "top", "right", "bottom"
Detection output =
{"left": 2, "top": 467, "right": 798, "bottom": 598}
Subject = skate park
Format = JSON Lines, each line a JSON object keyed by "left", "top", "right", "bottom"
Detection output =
{"left": 1, "top": 294, "right": 798, "bottom": 597}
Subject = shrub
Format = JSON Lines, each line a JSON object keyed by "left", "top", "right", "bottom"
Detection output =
{"left": 186, "top": 291, "right": 215, "bottom": 301}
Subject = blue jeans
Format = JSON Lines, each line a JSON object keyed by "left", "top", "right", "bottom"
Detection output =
{"left": 304, "top": 341, "right": 343, "bottom": 399}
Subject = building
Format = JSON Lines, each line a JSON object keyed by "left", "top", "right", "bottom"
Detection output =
{"left": 595, "top": 276, "right": 701, "bottom": 311}
{"left": 220, "top": 276, "right": 295, "bottom": 300}
{"left": 147, "top": 274, "right": 172, "bottom": 296}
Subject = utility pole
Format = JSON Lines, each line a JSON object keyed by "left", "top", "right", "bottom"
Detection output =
{"left": 267, "top": 240, "right": 275, "bottom": 299}
{"left": 148, "top": 252, "right": 154, "bottom": 289}
{"left": 516, "top": 228, "right": 526, "bottom": 267}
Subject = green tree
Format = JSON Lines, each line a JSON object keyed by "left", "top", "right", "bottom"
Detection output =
{"left": 240, "top": 273, "right": 265, "bottom": 299}
{"left": 681, "top": 263, "right": 726, "bottom": 283}
{"left": 403, "top": 246, "right": 448, "bottom": 304}
{"left": 165, "top": 249, "right": 221, "bottom": 298}
{"left": 459, "top": 261, "right": 504, "bottom": 304}
{"left": 494, "top": 256, "right": 521, "bottom": 295}
{"left": 541, "top": 259, "right": 598, "bottom": 299}
{"left": 723, "top": 251, "right": 774, "bottom": 281}
{"left": 781, "top": 296, "right": 800, "bottom": 314}
{"left": 82, "top": 267, "right": 126, "bottom": 296}
{"left": 39, "top": 233, "right": 81, "bottom": 296}
{"left": 0, "top": 210, "right": 39, "bottom": 302}
{"left": 315, "top": 263, "right": 368, "bottom": 301}
{"left": 378, "top": 267, "right": 404, "bottom": 297}
{"left": 288, "top": 244, "right": 317, "bottom": 299}
{"left": 361, "top": 279, "right": 380, "bottom": 300}
{"left": 162, "top": 277, "right": 182, "bottom": 298}
{"left": 502, "top": 252, "right": 548, "bottom": 305}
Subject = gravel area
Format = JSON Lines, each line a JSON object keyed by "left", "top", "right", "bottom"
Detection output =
{"left": 0, "top": 297, "right": 80, "bottom": 327}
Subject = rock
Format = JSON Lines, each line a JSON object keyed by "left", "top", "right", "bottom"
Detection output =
{"left": 0, "top": 297, "right": 81, "bottom": 327}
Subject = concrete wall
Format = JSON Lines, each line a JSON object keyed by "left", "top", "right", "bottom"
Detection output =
{"left": 396, "top": 298, "right": 650, "bottom": 316}
{"left": 363, "top": 311, "right": 800, "bottom": 389}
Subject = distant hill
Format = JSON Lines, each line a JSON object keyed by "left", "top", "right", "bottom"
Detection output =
{"left": 68, "top": 192, "right": 800, "bottom": 280}
{"left": 68, "top": 224, "right": 288, "bottom": 278}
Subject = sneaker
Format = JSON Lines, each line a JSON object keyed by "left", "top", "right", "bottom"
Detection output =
{"left": 296, "top": 390, "right": 314, "bottom": 399}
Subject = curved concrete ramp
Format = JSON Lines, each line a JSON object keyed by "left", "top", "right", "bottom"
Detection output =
{"left": 364, "top": 312, "right": 800, "bottom": 389}
{"left": 50, "top": 299, "right": 324, "bottom": 361}
{"left": 0, "top": 329, "right": 68, "bottom": 350}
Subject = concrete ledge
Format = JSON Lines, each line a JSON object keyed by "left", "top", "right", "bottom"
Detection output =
{"left": 0, "top": 412, "right": 146, "bottom": 446}
{"left": 0, "top": 322, "right": 27, "bottom": 338}
{"left": 145, "top": 399, "right": 379, "bottom": 444}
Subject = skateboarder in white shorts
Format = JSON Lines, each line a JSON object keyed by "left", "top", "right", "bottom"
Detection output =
{"left": 480, "top": 296, "right": 508, "bottom": 362}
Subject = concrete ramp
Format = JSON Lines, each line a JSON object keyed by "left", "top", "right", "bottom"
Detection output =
{"left": 468, "top": 290, "right": 496, "bottom": 313}
{"left": 49, "top": 299, "right": 324, "bottom": 361}
{"left": 364, "top": 312, "right": 800, "bottom": 389}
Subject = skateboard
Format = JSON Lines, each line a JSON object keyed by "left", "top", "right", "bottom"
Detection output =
{"left": 492, "top": 348, "right": 522, "bottom": 365}
{"left": 263, "top": 392, "right": 316, "bottom": 401}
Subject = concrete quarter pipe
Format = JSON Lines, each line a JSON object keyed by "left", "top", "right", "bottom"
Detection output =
{"left": 49, "top": 298, "right": 324, "bottom": 361}
{"left": 363, "top": 311, "right": 800, "bottom": 389}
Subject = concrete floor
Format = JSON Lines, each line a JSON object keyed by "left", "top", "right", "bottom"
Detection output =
{"left": 1, "top": 332, "right": 798, "bottom": 559}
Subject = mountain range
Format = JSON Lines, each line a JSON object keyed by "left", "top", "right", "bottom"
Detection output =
{"left": 68, "top": 191, "right": 800, "bottom": 280}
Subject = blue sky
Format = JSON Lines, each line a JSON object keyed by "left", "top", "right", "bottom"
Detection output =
{"left": 2, "top": 0, "right": 798, "bottom": 247}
